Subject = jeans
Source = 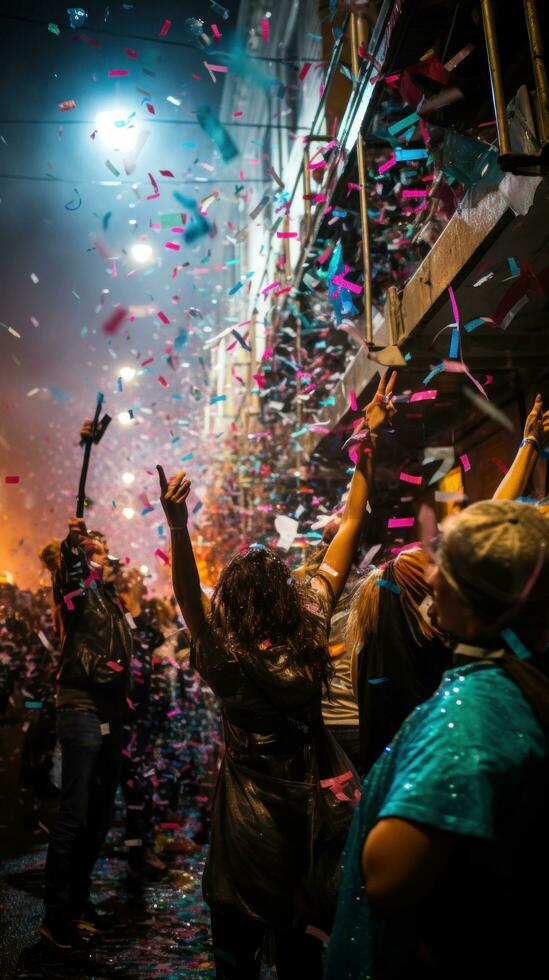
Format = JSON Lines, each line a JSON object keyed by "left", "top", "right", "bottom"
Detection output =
{"left": 210, "top": 909, "right": 324, "bottom": 980}
{"left": 44, "top": 711, "right": 123, "bottom": 920}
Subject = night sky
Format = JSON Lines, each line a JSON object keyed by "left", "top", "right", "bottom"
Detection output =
{"left": 0, "top": 0, "right": 258, "bottom": 588}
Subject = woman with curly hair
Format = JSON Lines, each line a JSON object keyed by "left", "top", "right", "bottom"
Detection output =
{"left": 156, "top": 371, "right": 397, "bottom": 980}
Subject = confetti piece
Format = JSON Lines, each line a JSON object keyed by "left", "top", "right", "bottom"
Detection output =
{"left": 48, "top": 22, "right": 60, "bottom": 35}
{"left": 105, "top": 159, "right": 120, "bottom": 177}
{"left": 410, "top": 389, "right": 437, "bottom": 402}
{"left": 107, "top": 660, "right": 124, "bottom": 672}
{"left": 349, "top": 390, "right": 358, "bottom": 412}
{"left": 261, "top": 280, "right": 280, "bottom": 296}
{"left": 332, "top": 273, "right": 362, "bottom": 294}
{"left": 387, "top": 517, "right": 415, "bottom": 528}
{"left": 154, "top": 548, "right": 170, "bottom": 564}
{"left": 102, "top": 307, "right": 127, "bottom": 335}
{"left": 157, "top": 311, "right": 170, "bottom": 324}
{"left": 462, "top": 388, "right": 514, "bottom": 430}
{"left": 375, "top": 579, "right": 401, "bottom": 594}
{"left": 400, "top": 472, "right": 422, "bottom": 485}
{"left": 108, "top": 69, "right": 129, "bottom": 77}
{"left": 58, "top": 100, "right": 77, "bottom": 111}
{"left": 501, "top": 628, "right": 531, "bottom": 660}
{"left": 158, "top": 375, "right": 169, "bottom": 387}
{"left": 305, "top": 925, "right": 330, "bottom": 944}
{"left": 210, "top": 394, "right": 227, "bottom": 404}
{"left": 459, "top": 453, "right": 471, "bottom": 472}
{"left": 448, "top": 285, "right": 460, "bottom": 325}
{"left": 299, "top": 63, "right": 312, "bottom": 81}
{"left": 196, "top": 104, "right": 238, "bottom": 162}
{"left": 64, "top": 188, "right": 82, "bottom": 210}
{"left": 5, "top": 475, "right": 20, "bottom": 484}
{"left": 378, "top": 154, "right": 396, "bottom": 174}
{"left": 159, "top": 18, "right": 172, "bottom": 36}
{"left": 388, "top": 112, "right": 419, "bottom": 135}
{"left": 262, "top": 17, "right": 269, "bottom": 42}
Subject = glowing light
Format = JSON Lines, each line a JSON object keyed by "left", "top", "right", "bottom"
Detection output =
{"left": 118, "top": 411, "right": 133, "bottom": 426}
{"left": 120, "top": 366, "right": 136, "bottom": 381}
{"left": 122, "top": 507, "right": 135, "bottom": 520}
{"left": 131, "top": 242, "right": 153, "bottom": 264}
{"left": 140, "top": 564, "right": 149, "bottom": 574}
{"left": 122, "top": 472, "right": 135, "bottom": 485}
{"left": 96, "top": 109, "right": 138, "bottom": 152}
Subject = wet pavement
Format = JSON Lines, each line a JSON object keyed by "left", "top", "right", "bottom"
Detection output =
{"left": 0, "top": 824, "right": 216, "bottom": 979}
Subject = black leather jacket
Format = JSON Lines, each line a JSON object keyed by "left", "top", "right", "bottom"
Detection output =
{"left": 53, "top": 534, "right": 132, "bottom": 720}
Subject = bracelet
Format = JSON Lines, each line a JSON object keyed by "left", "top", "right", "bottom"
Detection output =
{"left": 520, "top": 437, "right": 540, "bottom": 452}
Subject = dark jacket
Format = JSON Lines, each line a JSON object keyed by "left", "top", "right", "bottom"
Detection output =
{"left": 53, "top": 534, "right": 132, "bottom": 720}
{"left": 191, "top": 623, "right": 358, "bottom": 933}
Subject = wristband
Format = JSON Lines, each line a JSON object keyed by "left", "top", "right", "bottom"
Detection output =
{"left": 520, "top": 437, "right": 540, "bottom": 452}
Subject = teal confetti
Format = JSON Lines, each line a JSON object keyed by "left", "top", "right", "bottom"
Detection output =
{"left": 375, "top": 579, "right": 400, "bottom": 594}
{"left": 501, "top": 628, "right": 531, "bottom": 660}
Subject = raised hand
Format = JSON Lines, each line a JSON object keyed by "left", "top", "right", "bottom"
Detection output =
{"left": 157, "top": 465, "right": 191, "bottom": 530}
{"left": 523, "top": 394, "right": 549, "bottom": 449}
{"left": 364, "top": 369, "right": 397, "bottom": 436}
{"left": 68, "top": 517, "right": 89, "bottom": 541}
{"left": 80, "top": 419, "right": 95, "bottom": 444}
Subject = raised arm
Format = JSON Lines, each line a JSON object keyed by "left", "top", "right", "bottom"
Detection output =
{"left": 492, "top": 394, "right": 548, "bottom": 501}
{"left": 157, "top": 465, "right": 207, "bottom": 641}
{"left": 315, "top": 370, "right": 397, "bottom": 610}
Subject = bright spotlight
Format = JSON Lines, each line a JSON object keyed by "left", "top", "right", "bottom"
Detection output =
{"left": 96, "top": 109, "right": 138, "bottom": 152}
{"left": 120, "top": 366, "right": 136, "bottom": 381}
{"left": 131, "top": 242, "right": 153, "bottom": 264}
{"left": 118, "top": 411, "right": 133, "bottom": 426}
{"left": 122, "top": 471, "right": 135, "bottom": 485}
{"left": 122, "top": 507, "right": 135, "bottom": 520}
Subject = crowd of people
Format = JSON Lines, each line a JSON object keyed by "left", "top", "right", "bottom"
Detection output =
{"left": 1, "top": 374, "right": 549, "bottom": 979}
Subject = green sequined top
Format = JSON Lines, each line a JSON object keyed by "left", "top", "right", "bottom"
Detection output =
{"left": 325, "top": 659, "right": 547, "bottom": 979}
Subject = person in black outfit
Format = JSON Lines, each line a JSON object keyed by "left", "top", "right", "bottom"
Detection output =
{"left": 346, "top": 547, "right": 451, "bottom": 776}
{"left": 156, "top": 370, "right": 398, "bottom": 979}
{"left": 40, "top": 422, "right": 133, "bottom": 950}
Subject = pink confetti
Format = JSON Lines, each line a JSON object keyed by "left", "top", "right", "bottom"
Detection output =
{"left": 261, "top": 280, "right": 280, "bottom": 296}
{"left": 388, "top": 517, "right": 416, "bottom": 528}
{"left": 448, "top": 285, "right": 460, "bottom": 325}
{"left": 124, "top": 47, "right": 137, "bottom": 58}
{"left": 410, "top": 389, "right": 437, "bottom": 402}
{"left": 332, "top": 273, "right": 362, "bottom": 295}
{"left": 299, "top": 62, "right": 312, "bottom": 81}
{"left": 102, "top": 307, "right": 127, "bottom": 335}
{"left": 378, "top": 154, "right": 396, "bottom": 174}
{"left": 276, "top": 231, "right": 297, "bottom": 238}
{"left": 58, "top": 100, "right": 77, "bottom": 111}
{"left": 204, "top": 62, "right": 228, "bottom": 82}
{"left": 108, "top": 70, "right": 129, "bottom": 77}
{"left": 349, "top": 389, "right": 358, "bottom": 412}
{"left": 159, "top": 169, "right": 174, "bottom": 177}
{"left": 107, "top": 660, "right": 124, "bottom": 672}
{"left": 460, "top": 453, "right": 471, "bottom": 472}
{"left": 157, "top": 375, "right": 169, "bottom": 387}
{"left": 233, "top": 110, "right": 243, "bottom": 117}
{"left": 211, "top": 24, "right": 222, "bottom": 40}
{"left": 147, "top": 172, "right": 160, "bottom": 200}
{"left": 157, "top": 311, "right": 170, "bottom": 324}
{"left": 399, "top": 472, "right": 422, "bottom": 485}
{"left": 401, "top": 188, "right": 428, "bottom": 198}
{"left": 262, "top": 17, "right": 269, "bottom": 43}
{"left": 5, "top": 475, "right": 19, "bottom": 484}
{"left": 159, "top": 18, "right": 172, "bottom": 36}
{"left": 146, "top": 102, "right": 155, "bottom": 115}
{"left": 165, "top": 242, "right": 180, "bottom": 250}
{"left": 154, "top": 548, "right": 170, "bottom": 565}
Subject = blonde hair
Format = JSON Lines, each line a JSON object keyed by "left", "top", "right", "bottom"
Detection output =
{"left": 347, "top": 548, "right": 439, "bottom": 693}
{"left": 38, "top": 540, "right": 61, "bottom": 574}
